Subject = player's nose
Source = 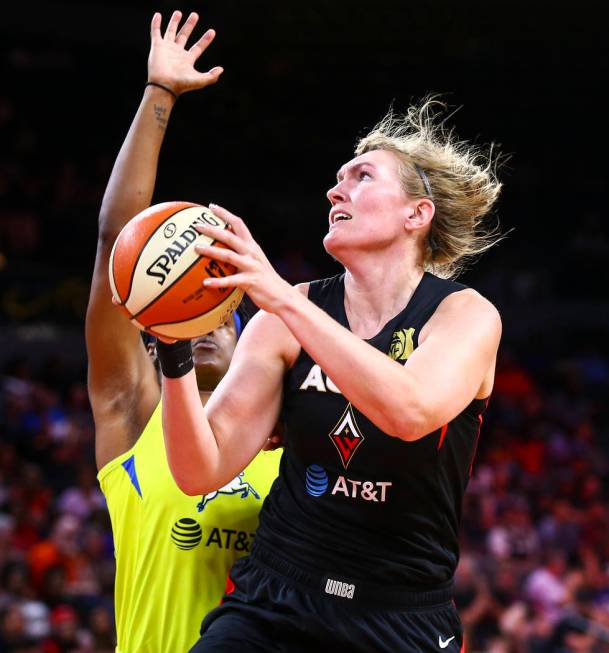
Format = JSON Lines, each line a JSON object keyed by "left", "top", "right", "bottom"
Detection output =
{"left": 326, "top": 181, "right": 347, "bottom": 205}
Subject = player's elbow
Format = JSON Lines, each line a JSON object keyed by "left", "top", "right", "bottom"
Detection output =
{"left": 166, "top": 452, "right": 217, "bottom": 497}
{"left": 387, "top": 398, "right": 436, "bottom": 442}
{"left": 165, "top": 452, "right": 204, "bottom": 495}
{"left": 391, "top": 418, "right": 429, "bottom": 442}
{"left": 178, "top": 483, "right": 203, "bottom": 497}
{"left": 96, "top": 209, "right": 123, "bottom": 249}
{"left": 169, "top": 467, "right": 205, "bottom": 496}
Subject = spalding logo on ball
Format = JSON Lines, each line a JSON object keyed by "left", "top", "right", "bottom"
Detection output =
{"left": 109, "top": 201, "right": 243, "bottom": 339}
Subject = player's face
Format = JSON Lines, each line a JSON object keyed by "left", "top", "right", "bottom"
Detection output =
{"left": 192, "top": 316, "right": 238, "bottom": 391}
{"left": 323, "top": 149, "right": 413, "bottom": 258}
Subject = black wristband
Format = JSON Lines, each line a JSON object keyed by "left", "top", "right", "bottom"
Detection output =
{"left": 145, "top": 81, "right": 178, "bottom": 101}
{"left": 156, "top": 340, "right": 193, "bottom": 379}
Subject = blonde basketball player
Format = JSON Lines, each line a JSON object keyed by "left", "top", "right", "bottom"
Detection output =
{"left": 156, "top": 16, "right": 503, "bottom": 653}
{"left": 85, "top": 11, "right": 280, "bottom": 653}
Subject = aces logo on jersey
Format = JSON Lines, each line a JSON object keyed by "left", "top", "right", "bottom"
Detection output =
{"left": 328, "top": 403, "right": 365, "bottom": 469}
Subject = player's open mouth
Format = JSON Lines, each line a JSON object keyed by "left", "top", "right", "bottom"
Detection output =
{"left": 330, "top": 211, "right": 353, "bottom": 226}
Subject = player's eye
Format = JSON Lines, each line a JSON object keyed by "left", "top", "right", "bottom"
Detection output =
{"left": 359, "top": 170, "right": 372, "bottom": 180}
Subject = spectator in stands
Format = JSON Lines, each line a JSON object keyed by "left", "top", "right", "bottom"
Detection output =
{"left": 28, "top": 516, "right": 86, "bottom": 595}
{"left": 524, "top": 549, "right": 570, "bottom": 625}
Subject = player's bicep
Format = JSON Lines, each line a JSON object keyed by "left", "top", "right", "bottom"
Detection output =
{"left": 86, "top": 243, "right": 160, "bottom": 464}
{"left": 405, "top": 291, "right": 501, "bottom": 431}
{"left": 86, "top": 242, "right": 157, "bottom": 398}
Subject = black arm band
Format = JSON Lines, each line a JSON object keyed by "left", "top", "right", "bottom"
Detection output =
{"left": 156, "top": 340, "right": 194, "bottom": 379}
{"left": 145, "top": 81, "right": 178, "bottom": 101}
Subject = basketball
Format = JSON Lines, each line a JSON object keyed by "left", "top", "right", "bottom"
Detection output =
{"left": 109, "top": 201, "right": 243, "bottom": 339}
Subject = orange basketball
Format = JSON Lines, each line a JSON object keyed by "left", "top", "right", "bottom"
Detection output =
{"left": 109, "top": 201, "right": 243, "bottom": 340}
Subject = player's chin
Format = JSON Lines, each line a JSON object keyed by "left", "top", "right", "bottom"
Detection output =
{"left": 323, "top": 231, "right": 352, "bottom": 260}
{"left": 322, "top": 230, "right": 339, "bottom": 253}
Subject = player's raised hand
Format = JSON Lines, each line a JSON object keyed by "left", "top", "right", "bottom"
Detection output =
{"left": 148, "top": 11, "right": 223, "bottom": 97}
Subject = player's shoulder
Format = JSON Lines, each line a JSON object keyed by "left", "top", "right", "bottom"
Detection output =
{"left": 432, "top": 287, "right": 502, "bottom": 338}
{"left": 443, "top": 287, "right": 500, "bottom": 320}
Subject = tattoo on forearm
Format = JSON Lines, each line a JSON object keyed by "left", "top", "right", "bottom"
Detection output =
{"left": 154, "top": 104, "right": 168, "bottom": 131}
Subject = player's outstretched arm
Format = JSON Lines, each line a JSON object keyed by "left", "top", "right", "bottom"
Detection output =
{"left": 86, "top": 11, "right": 223, "bottom": 469}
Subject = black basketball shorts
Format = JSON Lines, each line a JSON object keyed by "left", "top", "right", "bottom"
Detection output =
{"left": 189, "top": 546, "right": 464, "bottom": 653}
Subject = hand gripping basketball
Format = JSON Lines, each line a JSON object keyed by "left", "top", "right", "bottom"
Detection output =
{"left": 109, "top": 202, "right": 243, "bottom": 339}
{"left": 194, "top": 204, "right": 293, "bottom": 314}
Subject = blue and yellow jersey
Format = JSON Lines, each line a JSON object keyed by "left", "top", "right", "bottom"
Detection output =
{"left": 97, "top": 402, "right": 281, "bottom": 653}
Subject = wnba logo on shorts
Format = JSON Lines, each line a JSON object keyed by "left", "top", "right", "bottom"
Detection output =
{"left": 324, "top": 578, "right": 355, "bottom": 599}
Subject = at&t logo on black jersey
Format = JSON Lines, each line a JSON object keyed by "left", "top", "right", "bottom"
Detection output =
{"left": 305, "top": 465, "right": 328, "bottom": 496}
{"left": 305, "top": 465, "right": 392, "bottom": 503}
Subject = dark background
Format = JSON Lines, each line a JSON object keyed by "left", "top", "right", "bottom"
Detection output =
{"left": 1, "top": 0, "right": 608, "bottom": 365}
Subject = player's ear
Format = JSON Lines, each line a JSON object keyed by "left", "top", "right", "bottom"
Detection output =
{"left": 404, "top": 198, "right": 434, "bottom": 233}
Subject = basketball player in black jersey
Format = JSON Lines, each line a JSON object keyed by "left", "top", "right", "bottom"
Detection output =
{"left": 153, "top": 29, "right": 503, "bottom": 650}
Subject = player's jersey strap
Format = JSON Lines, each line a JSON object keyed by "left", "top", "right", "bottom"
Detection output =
{"left": 98, "top": 402, "right": 281, "bottom": 653}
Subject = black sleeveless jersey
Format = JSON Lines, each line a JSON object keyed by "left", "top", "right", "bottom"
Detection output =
{"left": 255, "top": 272, "right": 488, "bottom": 589}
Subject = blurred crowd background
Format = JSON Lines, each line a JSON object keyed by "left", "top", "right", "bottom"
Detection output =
{"left": 1, "top": 1, "right": 607, "bottom": 651}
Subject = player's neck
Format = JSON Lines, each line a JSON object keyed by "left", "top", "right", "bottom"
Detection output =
{"left": 343, "top": 263, "right": 424, "bottom": 338}
{"left": 342, "top": 239, "right": 423, "bottom": 312}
